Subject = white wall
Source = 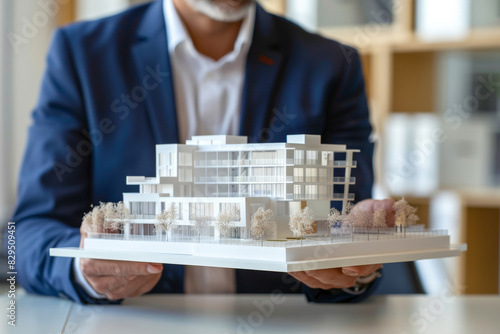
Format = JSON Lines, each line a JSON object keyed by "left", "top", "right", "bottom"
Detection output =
{"left": 76, "top": 0, "right": 130, "bottom": 21}
{"left": 1, "top": 1, "right": 57, "bottom": 227}
{"left": 0, "top": 1, "right": 11, "bottom": 226}
{"left": 76, "top": 0, "right": 152, "bottom": 21}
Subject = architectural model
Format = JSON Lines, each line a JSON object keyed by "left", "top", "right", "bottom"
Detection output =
{"left": 50, "top": 135, "right": 465, "bottom": 272}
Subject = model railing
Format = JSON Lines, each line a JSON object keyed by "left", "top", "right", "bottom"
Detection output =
{"left": 193, "top": 159, "right": 357, "bottom": 168}
{"left": 332, "top": 177, "right": 356, "bottom": 184}
{"left": 213, "top": 192, "right": 247, "bottom": 197}
{"left": 194, "top": 159, "right": 288, "bottom": 167}
{"left": 333, "top": 161, "right": 357, "bottom": 167}
{"left": 194, "top": 176, "right": 353, "bottom": 184}
{"left": 332, "top": 193, "right": 355, "bottom": 200}
{"left": 194, "top": 176, "right": 293, "bottom": 183}
{"left": 130, "top": 214, "right": 156, "bottom": 219}
{"left": 86, "top": 227, "right": 448, "bottom": 247}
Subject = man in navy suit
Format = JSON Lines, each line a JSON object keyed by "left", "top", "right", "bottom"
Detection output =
{"left": 11, "top": 0, "right": 417, "bottom": 304}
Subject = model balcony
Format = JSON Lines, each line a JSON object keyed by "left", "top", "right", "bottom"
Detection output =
{"left": 126, "top": 176, "right": 159, "bottom": 185}
{"left": 333, "top": 161, "right": 357, "bottom": 168}
{"left": 194, "top": 176, "right": 294, "bottom": 183}
{"left": 332, "top": 193, "right": 355, "bottom": 200}
{"left": 194, "top": 159, "right": 294, "bottom": 167}
{"left": 333, "top": 177, "right": 356, "bottom": 184}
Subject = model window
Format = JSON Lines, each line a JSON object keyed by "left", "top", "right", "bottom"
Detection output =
{"left": 179, "top": 152, "right": 193, "bottom": 166}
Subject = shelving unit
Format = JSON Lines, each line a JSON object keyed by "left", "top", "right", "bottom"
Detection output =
{"left": 261, "top": 0, "right": 500, "bottom": 294}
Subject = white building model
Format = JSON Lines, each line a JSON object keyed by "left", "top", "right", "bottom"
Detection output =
{"left": 50, "top": 135, "right": 465, "bottom": 272}
{"left": 124, "top": 134, "right": 357, "bottom": 240}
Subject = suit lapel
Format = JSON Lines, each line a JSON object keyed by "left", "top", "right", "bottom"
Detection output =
{"left": 240, "top": 5, "right": 283, "bottom": 142}
{"left": 131, "top": 0, "right": 179, "bottom": 144}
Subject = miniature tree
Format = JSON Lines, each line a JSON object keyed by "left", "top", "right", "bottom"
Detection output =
{"left": 327, "top": 208, "right": 342, "bottom": 228}
{"left": 191, "top": 216, "right": 209, "bottom": 243}
{"left": 341, "top": 201, "right": 355, "bottom": 216}
{"left": 340, "top": 202, "right": 358, "bottom": 241}
{"left": 349, "top": 206, "right": 373, "bottom": 229}
{"left": 82, "top": 202, "right": 118, "bottom": 234}
{"left": 327, "top": 207, "right": 343, "bottom": 240}
{"left": 106, "top": 202, "right": 130, "bottom": 233}
{"left": 372, "top": 208, "right": 388, "bottom": 239}
{"left": 155, "top": 203, "right": 177, "bottom": 241}
{"left": 92, "top": 204, "right": 106, "bottom": 232}
{"left": 250, "top": 207, "right": 274, "bottom": 246}
{"left": 289, "top": 207, "right": 315, "bottom": 245}
{"left": 82, "top": 205, "right": 97, "bottom": 233}
{"left": 347, "top": 205, "right": 374, "bottom": 240}
{"left": 340, "top": 201, "right": 355, "bottom": 228}
{"left": 393, "top": 197, "right": 408, "bottom": 229}
{"left": 217, "top": 206, "right": 239, "bottom": 239}
{"left": 393, "top": 197, "right": 419, "bottom": 235}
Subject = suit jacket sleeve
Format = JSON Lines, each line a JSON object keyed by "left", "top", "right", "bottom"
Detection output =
{"left": 304, "top": 45, "right": 380, "bottom": 303}
{"left": 10, "top": 28, "right": 112, "bottom": 304}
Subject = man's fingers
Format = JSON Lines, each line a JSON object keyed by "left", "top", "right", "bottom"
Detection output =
{"left": 104, "top": 274, "right": 162, "bottom": 300}
{"left": 94, "top": 273, "right": 162, "bottom": 300}
{"left": 125, "top": 274, "right": 163, "bottom": 299}
{"left": 303, "top": 268, "right": 341, "bottom": 282}
{"left": 89, "top": 274, "right": 138, "bottom": 294}
{"left": 290, "top": 264, "right": 382, "bottom": 290}
{"left": 288, "top": 271, "right": 334, "bottom": 290}
{"left": 304, "top": 268, "right": 358, "bottom": 288}
{"left": 290, "top": 270, "right": 359, "bottom": 289}
{"left": 81, "top": 259, "right": 163, "bottom": 278}
{"left": 341, "top": 264, "right": 382, "bottom": 278}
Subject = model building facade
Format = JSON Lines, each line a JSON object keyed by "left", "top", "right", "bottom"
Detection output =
{"left": 123, "top": 134, "right": 358, "bottom": 239}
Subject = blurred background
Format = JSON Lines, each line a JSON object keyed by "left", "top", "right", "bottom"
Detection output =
{"left": 1, "top": 0, "right": 499, "bottom": 295}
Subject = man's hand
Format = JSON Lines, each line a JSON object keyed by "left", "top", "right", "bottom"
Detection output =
{"left": 289, "top": 264, "right": 382, "bottom": 290}
{"left": 79, "top": 258, "right": 163, "bottom": 300}
{"left": 79, "top": 216, "right": 163, "bottom": 300}
{"left": 289, "top": 199, "right": 395, "bottom": 290}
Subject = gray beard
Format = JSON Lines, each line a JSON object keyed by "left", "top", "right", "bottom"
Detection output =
{"left": 184, "top": 0, "right": 253, "bottom": 22}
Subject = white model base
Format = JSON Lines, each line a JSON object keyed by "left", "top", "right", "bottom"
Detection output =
{"left": 50, "top": 237, "right": 466, "bottom": 272}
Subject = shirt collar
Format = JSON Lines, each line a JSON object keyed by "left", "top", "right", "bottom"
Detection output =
{"left": 163, "top": 0, "right": 256, "bottom": 60}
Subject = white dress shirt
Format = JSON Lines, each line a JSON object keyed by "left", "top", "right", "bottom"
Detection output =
{"left": 165, "top": 0, "right": 255, "bottom": 143}
{"left": 74, "top": 0, "right": 256, "bottom": 298}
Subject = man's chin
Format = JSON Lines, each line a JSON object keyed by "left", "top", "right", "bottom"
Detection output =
{"left": 185, "top": 0, "right": 254, "bottom": 22}
{"left": 215, "top": 0, "right": 252, "bottom": 11}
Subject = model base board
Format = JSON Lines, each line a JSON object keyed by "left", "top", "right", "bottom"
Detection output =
{"left": 50, "top": 237, "right": 466, "bottom": 272}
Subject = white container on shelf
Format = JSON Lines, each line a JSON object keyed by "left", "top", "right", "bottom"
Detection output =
{"left": 415, "top": 0, "right": 471, "bottom": 42}
{"left": 383, "top": 113, "right": 440, "bottom": 197}
{"left": 439, "top": 117, "right": 495, "bottom": 188}
{"left": 286, "top": 0, "right": 394, "bottom": 32}
{"left": 383, "top": 113, "right": 412, "bottom": 195}
{"left": 412, "top": 114, "right": 440, "bottom": 196}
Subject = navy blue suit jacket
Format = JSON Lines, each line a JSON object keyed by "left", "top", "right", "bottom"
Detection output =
{"left": 11, "top": 1, "right": 412, "bottom": 303}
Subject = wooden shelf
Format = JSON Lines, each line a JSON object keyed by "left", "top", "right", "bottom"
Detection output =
{"left": 57, "top": 0, "right": 76, "bottom": 26}
{"left": 390, "top": 28, "right": 500, "bottom": 53}
{"left": 389, "top": 189, "right": 500, "bottom": 208}
{"left": 258, "top": 0, "right": 286, "bottom": 16}
{"left": 317, "top": 28, "right": 500, "bottom": 55}
{"left": 454, "top": 187, "right": 500, "bottom": 208}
